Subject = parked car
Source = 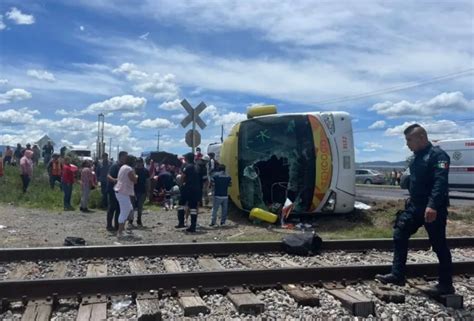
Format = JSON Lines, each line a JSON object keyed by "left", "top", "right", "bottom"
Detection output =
{"left": 355, "top": 169, "right": 385, "bottom": 184}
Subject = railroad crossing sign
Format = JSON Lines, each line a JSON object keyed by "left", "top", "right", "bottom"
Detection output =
{"left": 180, "top": 99, "right": 207, "bottom": 152}
{"left": 185, "top": 129, "right": 201, "bottom": 148}
{"left": 180, "top": 99, "right": 207, "bottom": 129}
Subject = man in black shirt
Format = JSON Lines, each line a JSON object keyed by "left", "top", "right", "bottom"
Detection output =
{"left": 42, "top": 141, "right": 54, "bottom": 165}
{"left": 176, "top": 152, "right": 201, "bottom": 232}
{"left": 132, "top": 158, "right": 149, "bottom": 226}
{"left": 106, "top": 151, "right": 128, "bottom": 231}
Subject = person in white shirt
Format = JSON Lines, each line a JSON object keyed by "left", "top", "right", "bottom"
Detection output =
{"left": 114, "top": 155, "right": 138, "bottom": 238}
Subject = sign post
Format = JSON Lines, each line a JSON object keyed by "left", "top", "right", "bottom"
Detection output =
{"left": 180, "top": 99, "right": 207, "bottom": 153}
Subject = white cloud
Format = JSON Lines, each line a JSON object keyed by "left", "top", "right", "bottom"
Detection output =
{"left": 137, "top": 118, "right": 175, "bottom": 129}
{"left": 159, "top": 99, "right": 182, "bottom": 111}
{"left": 84, "top": 95, "right": 147, "bottom": 114}
{"left": 385, "top": 120, "right": 472, "bottom": 140}
{"left": 213, "top": 111, "right": 247, "bottom": 129}
{"left": 113, "top": 63, "right": 148, "bottom": 81}
{"left": 0, "top": 88, "right": 32, "bottom": 104}
{"left": 6, "top": 7, "right": 35, "bottom": 25}
{"left": 133, "top": 73, "right": 179, "bottom": 100}
{"left": 113, "top": 63, "right": 180, "bottom": 100}
{"left": 363, "top": 141, "right": 382, "bottom": 149}
{"left": 127, "top": 119, "right": 140, "bottom": 125}
{"left": 368, "top": 120, "right": 386, "bottom": 129}
{"left": 0, "top": 15, "right": 6, "bottom": 30}
{"left": 121, "top": 111, "right": 144, "bottom": 118}
{"left": 370, "top": 92, "right": 474, "bottom": 118}
{"left": 0, "top": 79, "right": 8, "bottom": 85}
{"left": 79, "top": 25, "right": 85, "bottom": 31}
{"left": 0, "top": 108, "right": 40, "bottom": 125}
{"left": 171, "top": 113, "right": 186, "bottom": 120}
{"left": 27, "top": 69, "right": 56, "bottom": 82}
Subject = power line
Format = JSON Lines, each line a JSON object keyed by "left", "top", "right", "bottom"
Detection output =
{"left": 313, "top": 68, "right": 474, "bottom": 106}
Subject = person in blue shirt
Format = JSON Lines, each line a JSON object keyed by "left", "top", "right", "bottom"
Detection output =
{"left": 209, "top": 164, "right": 232, "bottom": 226}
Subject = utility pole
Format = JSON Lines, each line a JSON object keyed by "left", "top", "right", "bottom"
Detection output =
{"left": 108, "top": 138, "right": 112, "bottom": 158}
{"left": 96, "top": 113, "right": 105, "bottom": 158}
{"left": 221, "top": 125, "right": 224, "bottom": 143}
{"left": 116, "top": 145, "right": 119, "bottom": 160}
{"left": 156, "top": 130, "right": 161, "bottom": 151}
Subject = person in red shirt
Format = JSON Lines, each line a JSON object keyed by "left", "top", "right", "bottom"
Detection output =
{"left": 47, "top": 154, "right": 63, "bottom": 189}
{"left": 62, "top": 156, "right": 76, "bottom": 211}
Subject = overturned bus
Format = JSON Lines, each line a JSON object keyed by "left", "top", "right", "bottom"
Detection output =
{"left": 218, "top": 105, "right": 355, "bottom": 215}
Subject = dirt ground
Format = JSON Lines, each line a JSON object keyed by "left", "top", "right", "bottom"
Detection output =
{"left": 0, "top": 198, "right": 473, "bottom": 248}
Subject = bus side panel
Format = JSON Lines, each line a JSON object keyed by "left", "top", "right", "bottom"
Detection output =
{"left": 220, "top": 124, "right": 242, "bottom": 210}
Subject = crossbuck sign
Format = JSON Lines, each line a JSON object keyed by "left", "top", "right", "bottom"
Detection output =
{"left": 180, "top": 99, "right": 207, "bottom": 152}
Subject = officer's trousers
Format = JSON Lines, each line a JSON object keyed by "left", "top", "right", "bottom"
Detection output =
{"left": 391, "top": 203, "right": 452, "bottom": 286}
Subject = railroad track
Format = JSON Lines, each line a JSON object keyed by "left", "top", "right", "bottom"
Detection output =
{"left": 1, "top": 238, "right": 473, "bottom": 320}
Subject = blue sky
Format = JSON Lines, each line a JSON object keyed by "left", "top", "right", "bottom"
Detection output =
{"left": 0, "top": 0, "right": 473, "bottom": 162}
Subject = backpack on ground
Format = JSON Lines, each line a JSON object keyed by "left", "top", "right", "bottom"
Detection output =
{"left": 64, "top": 236, "right": 86, "bottom": 246}
{"left": 282, "top": 232, "right": 322, "bottom": 256}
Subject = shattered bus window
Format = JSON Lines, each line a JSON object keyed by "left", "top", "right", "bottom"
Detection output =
{"left": 238, "top": 115, "right": 317, "bottom": 213}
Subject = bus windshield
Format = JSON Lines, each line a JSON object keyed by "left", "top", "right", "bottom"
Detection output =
{"left": 238, "top": 115, "right": 316, "bottom": 213}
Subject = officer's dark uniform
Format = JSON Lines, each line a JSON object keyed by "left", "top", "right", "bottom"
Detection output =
{"left": 176, "top": 162, "right": 201, "bottom": 232}
{"left": 391, "top": 142, "right": 452, "bottom": 288}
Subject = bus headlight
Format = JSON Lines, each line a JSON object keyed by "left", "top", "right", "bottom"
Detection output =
{"left": 322, "top": 191, "right": 336, "bottom": 212}
{"left": 321, "top": 113, "right": 335, "bottom": 134}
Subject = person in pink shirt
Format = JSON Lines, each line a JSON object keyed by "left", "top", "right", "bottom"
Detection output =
{"left": 114, "top": 155, "right": 138, "bottom": 238}
{"left": 80, "top": 160, "right": 96, "bottom": 213}
{"left": 19, "top": 150, "right": 34, "bottom": 193}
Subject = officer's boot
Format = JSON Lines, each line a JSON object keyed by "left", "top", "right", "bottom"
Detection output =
{"left": 186, "top": 209, "right": 197, "bottom": 232}
{"left": 175, "top": 207, "right": 186, "bottom": 228}
{"left": 375, "top": 273, "right": 406, "bottom": 286}
{"left": 186, "top": 215, "right": 197, "bottom": 233}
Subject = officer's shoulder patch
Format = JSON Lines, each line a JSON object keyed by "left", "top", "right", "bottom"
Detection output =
{"left": 436, "top": 161, "right": 449, "bottom": 169}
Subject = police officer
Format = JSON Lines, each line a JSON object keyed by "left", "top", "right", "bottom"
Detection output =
{"left": 375, "top": 124, "right": 454, "bottom": 295}
{"left": 175, "top": 152, "right": 201, "bottom": 232}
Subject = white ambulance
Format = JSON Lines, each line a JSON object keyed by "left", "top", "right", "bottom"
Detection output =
{"left": 434, "top": 138, "right": 474, "bottom": 192}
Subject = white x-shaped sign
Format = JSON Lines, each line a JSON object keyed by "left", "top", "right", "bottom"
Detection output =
{"left": 180, "top": 99, "right": 207, "bottom": 129}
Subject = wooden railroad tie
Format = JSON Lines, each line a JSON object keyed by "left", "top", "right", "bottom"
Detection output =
{"left": 270, "top": 256, "right": 320, "bottom": 307}
{"left": 129, "top": 259, "right": 162, "bottom": 321}
{"left": 198, "top": 256, "right": 265, "bottom": 315}
{"left": 76, "top": 264, "right": 107, "bottom": 321}
{"left": 324, "top": 282, "right": 375, "bottom": 317}
{"left": 163, "top": 259, "right": 209, "bottom": 316}
{"left": 408, "top": 279, "right": 463, "bottom": 309}
{"left": 21, "top": 262, "right": 68, "bottom": 321}
{"left": 372, "top": 286, "right": 405, "bottom": 303}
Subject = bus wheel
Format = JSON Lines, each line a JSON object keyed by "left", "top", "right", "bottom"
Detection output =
{"left": 364, "top": 179, "right": 372, "bottom": 184}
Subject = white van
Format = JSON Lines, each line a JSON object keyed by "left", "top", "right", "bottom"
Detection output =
{"left": 434, "top": 138, "right": 474, "bottom": 192}
{"left": 69, "top": 146, "right": 93, "bottom": 162}
{"left": 400, "top": 138, "right": 474, "bottom": 192}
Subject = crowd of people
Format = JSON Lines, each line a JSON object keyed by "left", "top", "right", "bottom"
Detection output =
{"left": 0, "top": 143, "right": 232, "bottom": 239}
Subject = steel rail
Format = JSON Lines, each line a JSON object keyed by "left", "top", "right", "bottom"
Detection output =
{"left": 1, "top": 261, "right": 472, "bottom": 300}
{"left": 1, "top": 237, "right": 473, "bottom": 262}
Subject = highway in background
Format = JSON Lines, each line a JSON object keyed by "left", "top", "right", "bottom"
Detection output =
{"left": 356, "top": 185, "right": 474, "bottom": 207}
